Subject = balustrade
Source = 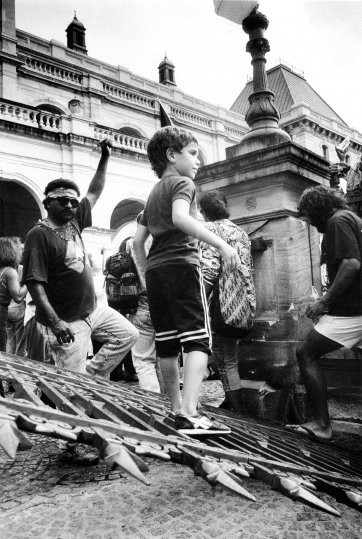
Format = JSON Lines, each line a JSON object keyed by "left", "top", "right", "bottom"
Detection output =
{"left": 170, "top": 106, "right": 212, "bottom": 128}
{"left": 102, "top": 83, "right": 155, "bottom": 110}
{"left": 23, "top": 56, "right": 83, "bottom": 85}
{"left": 225, "top": 126, "right": 244, "bottom": 140}
{"left": 0, "top": 101, "right": 62, "bottom": 131}
{"left": 94, "top": 127, "right": 148, "bottom": 153}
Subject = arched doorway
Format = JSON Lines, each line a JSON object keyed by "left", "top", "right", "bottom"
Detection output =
{"left": 0, "top": 181, "right": 41, "bottom": 241}
{"left": 110, "top": 199, "right": 145, "bottom": 230}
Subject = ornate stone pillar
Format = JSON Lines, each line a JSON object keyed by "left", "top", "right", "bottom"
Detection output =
{"left": 243, "top": 12, "right": 279, "bottom": 131}
{"left": 227, "top": 9, "right": 290, "bottom": 158}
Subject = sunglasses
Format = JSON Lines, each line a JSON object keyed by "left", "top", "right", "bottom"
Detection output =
{"left": 52, "top": 197, "right": 80, "bottom": 208}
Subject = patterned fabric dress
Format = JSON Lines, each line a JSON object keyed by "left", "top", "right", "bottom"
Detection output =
{"left": 200, "top": 219, "right": 255, "bottom": 393}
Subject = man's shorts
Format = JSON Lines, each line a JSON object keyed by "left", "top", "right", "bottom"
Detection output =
{"left": 314, "top": 314, "right": 362, "bottom": 349}
{"left": 146, "top": 264, "right": 211, "bottom": 357}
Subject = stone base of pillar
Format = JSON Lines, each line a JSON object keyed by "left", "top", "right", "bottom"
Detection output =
{"left": 235, "top": 381, "right": 308, "bottom": 424}
{"left": 227, "top": 129, "right": 291, "bottom": 158}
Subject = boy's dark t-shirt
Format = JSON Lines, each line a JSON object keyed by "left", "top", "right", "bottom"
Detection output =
{"left": 22, "top": 198, "right": 96, "bottom": 324}
{"left": 140, "top": 174, "right": 200, "bottom": 270}
{"left": 325, "top": 209, "right": 362, "bottom": 316}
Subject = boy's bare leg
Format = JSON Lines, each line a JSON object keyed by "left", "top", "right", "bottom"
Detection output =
{"left": 181, "top": 350, "right": 208, "bottom": 416}
{"left": 159, "top": 356, "right": 182, "bottom": 412}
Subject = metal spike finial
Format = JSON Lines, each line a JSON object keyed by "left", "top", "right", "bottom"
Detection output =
{"left": 0, "top": 420, "right": 22, "bottom": 458}
{"left": 278, "top": 477, "right": 340, "bottom": 517}
{"left": 345, "top": 491, "right": 362, "bottom": 510}
{"left": 201, "top": 461, "right": 256, "bottom": 501}
{"left": 103, "top": 443, "right": 151, "bottom": 486}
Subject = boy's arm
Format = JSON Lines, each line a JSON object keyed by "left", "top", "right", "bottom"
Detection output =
{"left": 172, "top": 199, "right": 240, "bottom": 270}
{"left": 133, "top": 223, "right": 150, "bottom": 283}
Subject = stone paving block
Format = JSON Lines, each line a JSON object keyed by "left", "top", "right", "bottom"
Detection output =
{"left": 1, "top": 399, "right": 361, "bottom": 539}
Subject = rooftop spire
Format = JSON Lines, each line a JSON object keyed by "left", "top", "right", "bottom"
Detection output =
{"left": 158, "top": 55, "right": 176, "bottom": 86}
{"left": 66, "top": 13, "right": 87, "bottom": 55}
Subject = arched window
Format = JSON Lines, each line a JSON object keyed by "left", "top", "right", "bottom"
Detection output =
{"left": 110, "top": 199, "right": 145, "bottom": 230}
{"left": 36, "top": 104, "right": 63, "bottom": 115}
{"left": 322, "top": 145, "right": 329, "bottom": 160}
{"left": 345, "top": 154, "right": 350, "bottom": 164}
{"left": 119, "top": 127, "right": 144, "bottom": 139}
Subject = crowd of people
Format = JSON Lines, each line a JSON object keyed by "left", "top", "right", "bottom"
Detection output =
{"left": 0, "top": 126, "right": 361, "bottom": 440}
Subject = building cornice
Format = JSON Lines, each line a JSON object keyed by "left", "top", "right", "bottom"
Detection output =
{"left": 196, "top": 141, "right": 331, "bottom": 186}
{"left": 0, "top": 51, "right": 23, "bottom": 67}
{"left": 282, "top": 112, "right": 362, "bottom": 153}
{"left": 15, "top": 32, "right": 247, "bottom": 140}
{"left": 233, "top": 208, "right": 299, "bottom": 226}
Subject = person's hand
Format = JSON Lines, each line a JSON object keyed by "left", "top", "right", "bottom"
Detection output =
{"left": 218, "top": 244, "right": 240, "bottom": 272}
{"left": 305, "top": 298, "right": 328, "bottom": 320}
{"left": 329, "top": 162, "right": 349, "bottom": 175}
{"left": 99, "top": 137, "right": 112, "bottom": 158}
{"left": 50, "top": 319, "right": 75, "bottom": 344}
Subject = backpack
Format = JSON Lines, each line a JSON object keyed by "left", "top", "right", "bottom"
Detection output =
{"left": 208, "top": 222, "right": 256, "bottom": 339}
{"left": 105, "top": 243, "right": 140, "bottom": 314}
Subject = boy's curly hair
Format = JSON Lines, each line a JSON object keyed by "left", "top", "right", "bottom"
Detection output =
{"left": 0, "top": 237, "right": 22, "bottom": 269}
{"left": 298, "top": 185, "right": 348, "bottom": 221}
{"left": 147, "top": 126, "right": 198, "bottom": 179}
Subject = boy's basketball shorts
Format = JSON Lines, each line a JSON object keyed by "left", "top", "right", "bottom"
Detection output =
{"left": 146, "top": 264, "right": 211, "bottom": 357}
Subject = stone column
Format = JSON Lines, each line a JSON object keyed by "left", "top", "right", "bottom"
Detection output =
{"left": 0, "top": 0, "right": 22, "bottom": 99}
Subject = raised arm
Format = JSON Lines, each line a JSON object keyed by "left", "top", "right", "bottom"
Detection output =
{"left": 86, "top": 137, "right": 112, "bottom": 209}
{"left": 172, "top": 199, "right": 240, "bottom": 271}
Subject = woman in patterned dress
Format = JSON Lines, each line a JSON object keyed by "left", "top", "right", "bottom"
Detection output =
{"left": 199, "top": 191, "right": 255, "bottom": 413}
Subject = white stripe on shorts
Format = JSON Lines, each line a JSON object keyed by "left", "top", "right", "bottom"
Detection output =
{"left": 178, "top": 328, "right": 208, "bottom": 339}
{"left": 314, "top": 314, "right": 362, "bottom": 349}
{"left": 181, "top": 332, "right": 210, "bottom": 343}
{"left": 197, "top": 265, "right": 212, "bottom": 350}
{"left": 156, "top": 329, "right": 178, "bottom": 337}
{"left": 156, "top": 334, "right": 179, "bottom": 342}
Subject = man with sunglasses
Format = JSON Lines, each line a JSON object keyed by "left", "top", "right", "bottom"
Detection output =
{"left": 22, "top": 138, "right": 138, "bottom": 375}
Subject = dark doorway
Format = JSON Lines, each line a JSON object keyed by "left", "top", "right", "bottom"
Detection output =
{"left": 0, "top": 181, "right": 41, "bottom": 241}
{"left": 110, "top": 199, "right": 144, "bottom": 230}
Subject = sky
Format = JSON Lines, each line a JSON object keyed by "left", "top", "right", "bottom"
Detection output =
{"left": 15, "top": 0, "right": 362, "bottom": 132}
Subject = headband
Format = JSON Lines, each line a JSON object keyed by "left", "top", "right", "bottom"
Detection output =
{"left": 46, "top": 187, "right": 79, "bottom": 199}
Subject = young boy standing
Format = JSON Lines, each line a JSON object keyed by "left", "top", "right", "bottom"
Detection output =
{"left": 134, "top": 127, "right": 239, "bottom": 434}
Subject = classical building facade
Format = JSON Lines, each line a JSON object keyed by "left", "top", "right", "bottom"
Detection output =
{"left": 0, "top": 1, "right": 246, "bottom": 255}
{"left": 1, "top": 1, "right": 361, "bottom": 256}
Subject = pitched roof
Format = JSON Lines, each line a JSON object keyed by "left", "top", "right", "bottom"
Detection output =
{"left": 231, "top": 64, "right": 348, "bottom": 126}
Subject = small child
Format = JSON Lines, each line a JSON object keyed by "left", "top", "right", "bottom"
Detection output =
{"left": 134, "top": 126, "right": 239, "bottom": 434}
{"left": 0, "top": 237, "right": 28, "bottom": 352}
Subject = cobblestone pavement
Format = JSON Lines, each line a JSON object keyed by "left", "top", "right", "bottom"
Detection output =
{"left": 0, "top": 381, "right": 361, "bottom": 539}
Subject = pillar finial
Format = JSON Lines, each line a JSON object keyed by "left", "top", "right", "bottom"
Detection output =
{"left": 240, "top": 9, "right": 290, "bottom": 144}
